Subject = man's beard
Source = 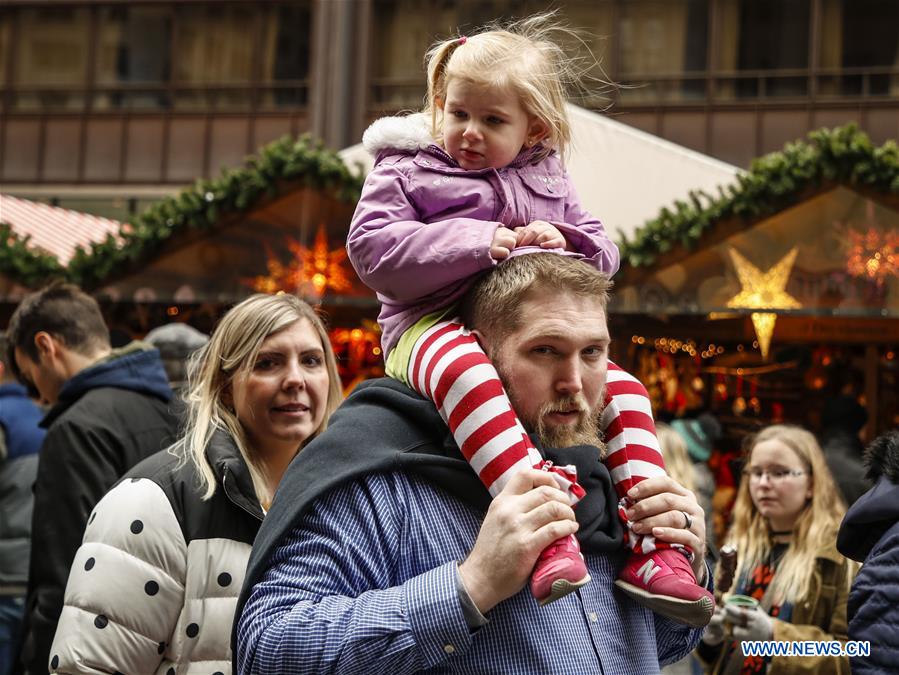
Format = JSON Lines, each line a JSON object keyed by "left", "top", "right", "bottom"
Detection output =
{"left": 493, "top": 353, "right": 607, "bottom": 454}
{"left": 532, "top": 395, "right": 606, "bottom": 455}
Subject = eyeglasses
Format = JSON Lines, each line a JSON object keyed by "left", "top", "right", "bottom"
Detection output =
{"left": 743, "top": 468, "right": 807, "bottom": 483}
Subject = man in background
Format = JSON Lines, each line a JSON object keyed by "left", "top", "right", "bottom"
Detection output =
{"left": 6, "top": 283, "right": 179, "bottom": 674}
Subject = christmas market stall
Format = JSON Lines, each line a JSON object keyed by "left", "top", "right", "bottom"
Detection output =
{"left": 1, "top": 136, "right": 384, "bottom": 392}
{"left": 610, "top": 124, "right": 898, "bottom": 531}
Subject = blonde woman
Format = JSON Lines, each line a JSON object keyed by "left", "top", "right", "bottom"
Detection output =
{"left": 657, "top": 422, "right": 697, "bottom": 493}
{"left": 697, "top": 424, "right": 857, "bottom": 674}
{"left": 48, "top": 294, "right": 342, "bottom": 674}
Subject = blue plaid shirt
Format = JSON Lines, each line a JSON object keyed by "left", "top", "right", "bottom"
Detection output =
{"left": 236, "top": 471, "right": 706, "bottom": 674}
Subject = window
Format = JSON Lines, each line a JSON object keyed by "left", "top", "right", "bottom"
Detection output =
{"left": 13, "top": 7, "right": 91, "bottom": 110}
{"left": 618, "top": 0, "right": 708, "bottom": 103}
{"left": 94, "top": 6, "right": 172, "bottom": 110}
{"left": 173, "top": 4, "right": 256, "bottom": 110}
{"left": 259, "top": 3, "right": 313, "bottom": 108}
{"left": 715, "top": 0, "right": 810, "bottom": 99}
{"left": 820, "top": 0, "right": 899, "bottom": 96}
{"left": 0, "top": 10, "right": 10, "bottom": 86}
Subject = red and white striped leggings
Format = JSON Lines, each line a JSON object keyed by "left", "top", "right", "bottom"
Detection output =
{"left": 407, "top": 319, "right": 670, "bottom": 554}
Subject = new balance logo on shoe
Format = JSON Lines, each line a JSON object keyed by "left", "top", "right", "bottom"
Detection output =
{"left": 637, "top": 559, "right": 662, "bottom": 585}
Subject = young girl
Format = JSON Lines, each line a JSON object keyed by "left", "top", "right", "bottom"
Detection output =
{"left": 698, "top": 425, "right": 856, "bottom": 673}
{"left": 347, "top": 14, "right": 713, "bottom": 625}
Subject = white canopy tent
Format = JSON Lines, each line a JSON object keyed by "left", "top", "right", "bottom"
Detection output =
{"left": 339, "top": 104, "right": 741, "bottom": 242}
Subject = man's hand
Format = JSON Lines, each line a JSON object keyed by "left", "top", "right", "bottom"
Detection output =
{"left": 489, "top": 226, "right": 518, "bottom": 260}
{"left": 458, "top": 470, "right": 578, "bottom": 613}
{"left": 515, "top": 221, "right": 568, "bottom": 250}
{"left": 625, "top": 475, "right": 708, "bottom": 581}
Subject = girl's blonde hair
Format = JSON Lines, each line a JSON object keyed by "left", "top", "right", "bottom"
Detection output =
{"left": 178, "top": 294, "right": 342, "bottom": 505}
{"left": 657, "top": 422, "right": 696, "bottom": 493}
{"left": 424, "top": 12, "right": 597, "bottom": 161}
{"left": 725, "top": 424, "right": 847, "bottom": 606}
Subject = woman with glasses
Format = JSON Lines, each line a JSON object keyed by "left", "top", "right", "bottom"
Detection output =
{"left": 697, "top": 424, "right": 857, "bottom": 674}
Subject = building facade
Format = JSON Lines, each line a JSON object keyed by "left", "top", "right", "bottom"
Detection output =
{"left": 1, "top": 0, "right": 897, "bottom": 218}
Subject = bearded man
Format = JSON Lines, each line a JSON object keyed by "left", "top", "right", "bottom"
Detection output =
{"left": 234, "top": 253, "right": 711, "bottom": 674}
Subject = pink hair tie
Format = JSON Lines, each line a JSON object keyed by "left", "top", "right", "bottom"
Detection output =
{"left": 457, "top": 36, "right": 467, "bottom": 45}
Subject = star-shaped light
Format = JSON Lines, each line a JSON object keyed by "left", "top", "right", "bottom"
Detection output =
{"left": 726, "top": 247, "right": 801, "bottom": 359}
{"left": 246, "top": 224, "right": 354, "bottom": 299}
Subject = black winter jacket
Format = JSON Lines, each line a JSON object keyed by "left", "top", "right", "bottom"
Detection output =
{"left": 18, "top": 344, "right": 179, "bottom": 675}
{"left": 837, "top": 476, "right": 899, "bottom": 674}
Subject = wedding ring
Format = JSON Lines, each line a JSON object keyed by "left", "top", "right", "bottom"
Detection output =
{"left": 681, "top": 511, "right": 693, "bottom": 529}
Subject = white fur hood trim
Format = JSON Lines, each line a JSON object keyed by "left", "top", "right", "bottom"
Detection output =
{"left": 362, "top": 113, "right": 435, "bottom": 156}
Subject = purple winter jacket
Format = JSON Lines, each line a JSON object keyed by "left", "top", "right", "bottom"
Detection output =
{"left": 347, "top": 114, "right": 620, "bottom": 354}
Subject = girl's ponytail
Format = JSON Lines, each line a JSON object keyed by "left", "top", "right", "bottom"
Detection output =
{"left": 425, "top": 36, "right": 466, "bottom": 139}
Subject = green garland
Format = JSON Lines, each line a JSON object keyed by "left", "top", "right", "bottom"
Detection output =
{"left": 618, "top": 124, "right": 899, "bottom": 268}
{"left": 6, "top": 124, "right": 896, "bottom": 290}
{"left": 0, "top": 222, "right": 66, "bottom": 287}
{"left": 67, "top": 134, "right": 364, "bottom": 289}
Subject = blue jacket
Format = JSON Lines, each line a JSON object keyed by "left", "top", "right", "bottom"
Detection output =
{"left": 837, "top": 476, "right": 899, "bottom": 673}
{"left": 0, "top": 383, "right": 46, "bottom": 590}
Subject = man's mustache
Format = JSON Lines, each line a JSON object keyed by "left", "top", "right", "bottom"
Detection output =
{"left": 538, "top": 396, "right": 590, "bottom": 417}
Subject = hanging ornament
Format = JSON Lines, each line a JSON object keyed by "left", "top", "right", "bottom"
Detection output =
{"left": 771, "top": 401, "right": 785, "bottom": 424}
{"left": 748, "top": 379, "right": 761, "bottom": 415}
{"left": 844, "top": 201, "right": 899, "bottom": 285}
{"left": 804, "top": 347, "right": 830, "bottom": 390}
{"left": 726, "top": 247, "right": 802, "bottom": 360}
{"left": 732, "top": 374, "right": 747, "bottom": 416}
{"left": 715, "top": 374, "right": 729, "bottom": 401}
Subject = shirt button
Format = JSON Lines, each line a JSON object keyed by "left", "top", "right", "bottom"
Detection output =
{"left": 589, "top": 612, "right": 598, "bottom": 622}
{"left": 444, "top": 644, "right": 456, "bottom": 654}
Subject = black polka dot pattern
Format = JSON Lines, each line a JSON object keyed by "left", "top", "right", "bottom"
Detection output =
{"left": 94, "top": 615, "right": 108, "bottom": 629}
{"left": 145, "top": 580, "right": 159, "bottom": 596}
{"left": 213, "top": 672, "right": 224, "bottom": 675}
{"left": 50, "top": 655, "right": 59, "bottom": 669}
{"left": 84, "top": 557, "right": 95, "bottom": 571}
{"left": 186, "top": 623, "right": 199, "bottom": 638}
{"left": 88, "top": 512, "right": 97, "bottom": 525}
{"left": 167, "top": 668, "right": 175, "bottom": 675}
{"left": 130, "top": 519, "right": 144, "bottom": 534}
{"left": 157, "top": 641, "right": 165, "bottom": 655}
{"left": 217, "top": 572, "right": 232, "bottom": 587}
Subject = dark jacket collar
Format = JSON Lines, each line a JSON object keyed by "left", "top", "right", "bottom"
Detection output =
{"left": 43, "top": 342, "right": 173, "bottom": 428}
{"left": 837, "top": 476, "right": 899, "bottom": 562}
{"left": 205, "top": 428, "right": 264, "bottom": 521}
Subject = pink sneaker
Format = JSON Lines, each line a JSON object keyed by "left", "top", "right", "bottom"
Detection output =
{"left": 530, "top": 534, "right": 591, "bottom": 606}
{"left": 615, "top": 548, "right": 715, "bottom": 627}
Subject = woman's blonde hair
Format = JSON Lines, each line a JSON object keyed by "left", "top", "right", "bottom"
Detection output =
{"left": 423, "top": 12, "right": 599, "bottom": 161}
{"left": 657, "top": 422, "right": 696, "bottom": 493}
{"left": 725, "top": 424, "right": 846, "bottom": 605}
{"left": 178, "top": 294, "right": 342, "bottom": 505}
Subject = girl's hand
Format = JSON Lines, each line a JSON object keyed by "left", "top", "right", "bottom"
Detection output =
{"left": 490, "top": 226, "right": 518, "bottom": 260}
{"left": 515, "top": 221, "right": 568, "bottom": 250}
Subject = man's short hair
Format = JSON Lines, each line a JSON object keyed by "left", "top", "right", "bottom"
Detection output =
{"left": 6, "top": 282, "right": 110, "bottom": 376}
{"left": 459, "top": 253, "right": 612, "bottom": 346}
